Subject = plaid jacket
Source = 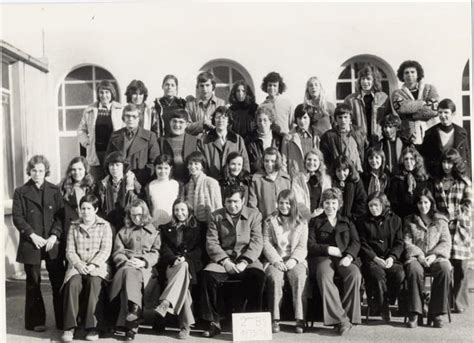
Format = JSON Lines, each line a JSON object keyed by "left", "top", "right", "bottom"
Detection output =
{"left": 434, "top": 178, "right": 472, "bottom": 259}
{"left": 64, "top": 216, "right": 113, "bottom": 284}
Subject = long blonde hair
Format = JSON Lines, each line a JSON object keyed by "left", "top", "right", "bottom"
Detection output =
{"left": 304, "top": 76, "right": 329, "bottom": 114}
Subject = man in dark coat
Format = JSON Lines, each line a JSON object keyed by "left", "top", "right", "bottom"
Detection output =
{"left": 12, "top": 155, "right": 65, "bottom": 331}
{"left": 106, "top": 103, "right": 160, "bottom": 186}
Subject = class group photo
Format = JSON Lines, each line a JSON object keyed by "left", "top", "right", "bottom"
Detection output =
{"left": 1, "top": 1, "right": 473, "bottom": 342}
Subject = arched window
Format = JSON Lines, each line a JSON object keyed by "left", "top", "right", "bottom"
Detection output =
{"left": 335, "top": 55, "right": 397, "bottom": 103}
{"left": 200, "top": 59, "right": 254, "bottom": 102}
{"left": 57, "top": 65, "right": 119, "bottom": 174}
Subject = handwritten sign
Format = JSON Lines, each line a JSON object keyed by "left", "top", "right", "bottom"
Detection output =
{"left": 232, "top": 312, "right": 272, "bottom": 341}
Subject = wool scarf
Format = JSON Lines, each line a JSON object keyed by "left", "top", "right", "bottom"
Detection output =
{"left": 368, "top": 172, "right": 381, "bottom": 195}
{"left": 402, "top": 170, "right": 417, "bottom": 194}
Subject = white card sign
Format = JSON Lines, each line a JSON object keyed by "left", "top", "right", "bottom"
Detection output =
{"left": 232, "top": 312, "right": 272, "bottom": 341}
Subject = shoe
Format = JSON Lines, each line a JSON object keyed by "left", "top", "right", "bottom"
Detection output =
{"left": 453, "top": 308, "right": 465, "bottom": 314}
{"left": 177, "top": 327, "right": 190, "bottom": 339}
{"left": 272, "top": 320, "right": 280, "bottom": 333}
{"left": 202, "top": 322, "right": 221, "bottom": 338}
{"left": 152, "top": 314, "right": 166, "bottom": 333}
{"left": 125, "top": 330, "right": 135, "bottom": 341}
{"left": 428, "top": 314, "right": 444, "bottom": 328}
{"left": 61, "top": 329, "right": 74, "bottom": 342}
{"left": 85, "top": 329, "right": 99, "bottom": 341}
{"left": 33, "top": 325, "right": 46, "bottom": 332}
{"left": 295, "top": 320, "right": 305, "bottom": 334}
{"left": 154, "top": 300, "right": 171, "bottom": 318}
{"left": 336, "top": 322, "right": 352, "bottom": 336}
{"left": 126, "top": 302, "right": 141, "bottom": 322}
{"left": 407, "top": 313, "right": 418, "bottom": 328}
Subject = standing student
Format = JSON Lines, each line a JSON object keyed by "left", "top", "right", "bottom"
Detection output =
{"left": 185, "top": 71, "right": 226, "bottom": 136}
{"left": 433, "top": 149, "right": 472, "bottom": 313}
{"left": 391, "top": 60, "right": 439, "bottom": 145}
{"left": 78, "top": 80, "right": 123, "bottom": 181}
{"left": 300, "top": 76, "right": 334, "bottom": 136}
{"left": 259, "top": 72, "right": 293, "bottom": 134}
{"left": 109, "top": 199, "right": 161, "bottom": 341}
{"left": 125, "top": 80, "right": 155, "bottom": 131}
{"left": 228, "top": 80, "right": 258, "bottom": 138}
{"left": 379, "top": 113, "right": 405, "bottom": 177}
{"left": 307, "top": 188, "right": 362, "bottom": 335}
{"left": 263, "top": 190, "right": 309, "bottom": 334}
{"left": 421, "top": 98, "right": 471, "bottom": 178}
{"left": 12, "top": 155, "right": 65, "bottom": 332}
{"left": 61, "top": 194, "right": 113, "bottom": 342}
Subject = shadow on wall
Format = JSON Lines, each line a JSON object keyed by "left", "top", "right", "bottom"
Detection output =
{"left": 4, "top": 215, "right": 24, "bottom": 279}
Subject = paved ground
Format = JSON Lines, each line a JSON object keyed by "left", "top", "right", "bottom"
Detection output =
{"left": 5, "top": 270, "right": 474, "bottom": 343}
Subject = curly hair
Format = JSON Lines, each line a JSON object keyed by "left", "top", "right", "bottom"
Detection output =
{"left": 398, "top": 146, "right": 429, "bottom": 181}
{"left": 255, "top": 106, "right": 276, "bottom": 123}
{"left": 60, "top": 156, "right": 95, "bottom": 200}
{"left": 228, "top": 80, "right": 256, "bottom": 106}
{"left": 223, "top": 184, "right": 246, "bottom": 201}
{"left": 356, "top": 64, "right": 383, "bottom": 93}
{"left": 261, "top": 71, "right": 287, "bottom": 94}
{"left": 439, "top": 148, "right": 468, "bottom": 182}
{"left": 26, "top": 155, "right": 51, "bottom": 177}
{"left": 397, "top": 60, "right": 424, "bottom": 83}
{"left": 303, "top": 76, "right": 329, "bottom": 114}
{"left": 124, "top": 198, "right": 153, "bottom": 228}
{"left": 125, "top": 80, "right": 148, "bottom": 103}
{"left": 332, "top": 155, "right": 360, "bottom": 183}
{"left": 381, "top": 113, "right": 401, "bottom": 129}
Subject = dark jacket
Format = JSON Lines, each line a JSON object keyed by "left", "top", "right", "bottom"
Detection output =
{"left": 420, "top": 123, "right": 471, "bottom": 178}
{"left": 158, "top": 217, "right": 206, "bottom": 284}
{"left": 229, "top": 102, "right": 258, "bottom": 138}
{"left": 12, "top": 180, "right": 63, "bottom": 264}
{"left": 356, "top": 210, "right": 404, "bottom": 263}
{"left": 106, "top": 127, "right": 160, "bottom": 186}
{"left": 158, "top": 133, "right": 199, "bottom": 183}
{"left": 336, "top": 178, "right": 367, "bottom": 223}
{"left": 389, "top": 175, "right": 433, "bottom": 218}
{"left": 307, "top": 213, "right": 361, "bottom": 268}
{"left": 245, "top": 130, "right": 285, "bottom": 174}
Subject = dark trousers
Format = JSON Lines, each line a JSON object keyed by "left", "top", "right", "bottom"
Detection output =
{"left": 24, "top": 259, "right": 66, "bottom": 330}
{"left": 451, "top": 259, "right": 469, "bottom": 311}
{"left": 310, "top": 258, "right": 362, "bottom": 326}
{"left": 405, "top": 259, "right": 451, "bottom": 316}
{"left": 63, "top": 275, "right": 104, "bottom": 330}
{"left": 200, "top": 268, "right": 265, "bottom": 323}
{"left": 363, "top": 260, "right": 405, "bottom": 309}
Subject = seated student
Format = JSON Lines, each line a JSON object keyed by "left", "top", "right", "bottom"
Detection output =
{"left": 433, "top": 149, "right": 472, "bottom": 313}
{"left": 158, "top": 108, "right": 199, "bottom": 184}
{"left": 389, "top": 146, "right": 433, "bottom": 218}
{"left": 361, "top": 147, "right": 390, "bottom": 196}
{"left": 106, "top": 103, "right": 160, "bottom": 186}
{"left": 391, "top": 60, "right": 439, "bottom": 145}
{"left": 320, "top": 103, "right": 367, "bottom": 173}
{"left": 61, "top": 194, "right": 113, "bottom": 342}
{"left": 331, "top": 155, "right": 367, "bottom": 223}
{"left": 259, "top": 72, "right": 294, "bottom": 134}
{"left": 200, "top": 184, "right": 265, "bottom": 338}
{"left": 185, "top": 71, "right": 226, "bottom": 136}
{"left": 219, "top": 152, "right": 252, "bottom": 204}
{"left": 156, "top": 198, "right": 206, "bottom": 340}
{"left": 307, "top": 188, "right": 362, "bottom": 335}
{"left": 96, "top": 152, "right": 141, "bottom": 232}
{"left": 198, "top": 106, "right": 250, "bottom": 180}
{"left": 12, "top": 155, "right": 65, "bottom": 332}
{"left": 379, "top": 113, "right": 405, "bottom": 177}
{"left": 109, "top": 199, "right": 161, "bottom": 341}
{"left": 248, "top": 147, "right": 292, "bottom": 219}
{"left": 282, "top": 104, "right": 321, "bottom": 177}
{"left": 228, "top": 80, "right": 258, "bottom": 138}
{"left": 291, "top": 148, "right": 332, "bottom": 220}
{"left": 344, "top": 64, "right": 390, "bottom": 144}
{"left": 146, "top": 154, "right": 181, "bottom": 228}
{"left": 404, "top": 188, "right": 451, "bottom": 329}
{"left": 263, "top": 190, "right": 309, "bottom": 334}
{"left": 245, "top": 106, "right": 286, "bottom": 174}
{"left": 421, "top": 98, "right": 471, "bottom": 178}
{"left": 356, "top": 192, "right": 404, "bottom": 322}
{"left": 184, "top": 151, "right": 222, "bottom": 223}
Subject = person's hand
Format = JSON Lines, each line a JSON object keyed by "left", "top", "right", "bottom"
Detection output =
{"left": 236, "top": 261, "right": 248, "bottom": 273}
{"left": 339, "top": 256, "right": 353, "bottom": 267}
{"left": 385, "top": 257, "right": 394, "bottom": 269}
{"left": 173, "top": 256, "right": 185, "bottom": 266}
{"left": 373, "top": 256, "right": 387, "bottom": 268}
{"left": 285, "top": 258, "right": 297, "bottom": 270}
{"left": 223, "top": 259, "right": 239, "bottom": 274}
{"left": 311, "top": 208, "right": 324, "bottom": 218}
{"left": 30, "top": 233, "right": 47, "bottom": 250}
{"left": 272, "top": 261, "right": 288, "bottom": 272}
{"left": 75, "top": 262, "right": 89, "bottom": 275}
{"left": 328, "top": 246, "right": 342, "bottom": 257}
{"left": 127, "top": 258, "right": 146, "bottom": 269}
{"left": 425, "top": 254, "right": 436, "bottom": 267}
{"left": 44, "top": 235, "right": 57, "bottom": 252}
{"left": 417, "top": 255, "right": 429, "bottom": 268}
{"left": 125, "top": 171, "right": 136, "bottom": 190}
{"left": 84, "top": 264, "right": 97, "bottom": 274}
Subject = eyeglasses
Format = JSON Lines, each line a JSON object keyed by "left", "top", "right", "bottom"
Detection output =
{"left": 124, "top": 114, "right": 139, "bottom": 119}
